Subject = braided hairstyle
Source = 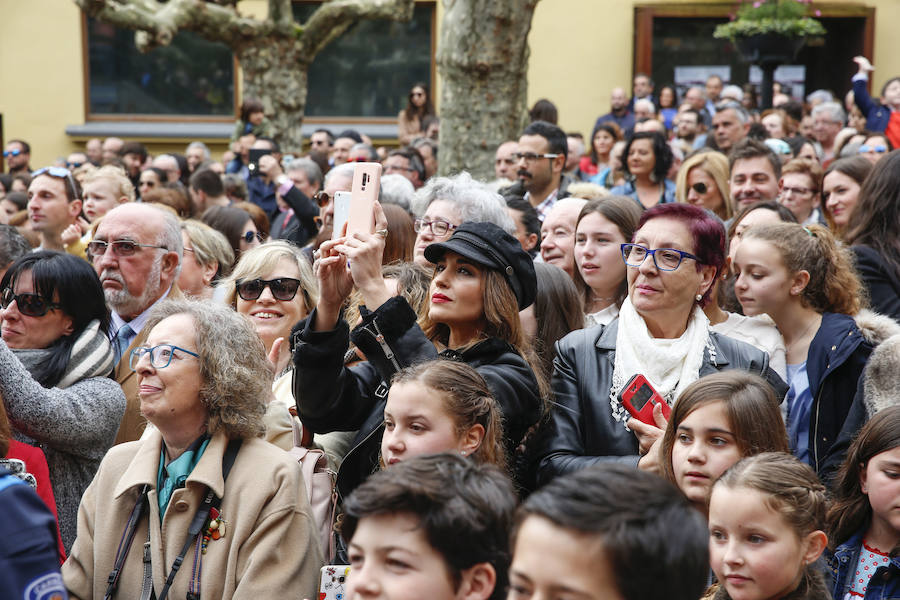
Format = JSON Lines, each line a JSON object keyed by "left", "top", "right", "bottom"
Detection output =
{"left": 741, "top": 222, "right": 865, "bottom": 315}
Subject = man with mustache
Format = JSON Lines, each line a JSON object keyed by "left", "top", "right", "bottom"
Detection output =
{"left": 516, "top": 120, "right": 570, "bottom": 221}
{"left": 90, "top": 203, "right": 183, "bottom": 443}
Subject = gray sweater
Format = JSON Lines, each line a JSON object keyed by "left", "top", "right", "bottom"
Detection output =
{"left": 1, "top": 341, "right": 125, "bottom": 552}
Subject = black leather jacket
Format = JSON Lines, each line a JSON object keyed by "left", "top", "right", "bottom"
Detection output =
{"left": 291, "top": 296, "right": 542, "bottom": 500}
{"left": 536, "top": 319, "right": 788, "bottom": 485}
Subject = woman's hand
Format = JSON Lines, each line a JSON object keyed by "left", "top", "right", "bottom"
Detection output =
{"left": 628, "top": 402, "right": 668, "bottom": 454}
{"left": 267, "top": 337, "right": 290, "bottom": 376}
{"left": 312, "top": 239, "right": 353, "bottom": 331}
{"left": 333, "top": 201, "right": 392, "bottom": 310}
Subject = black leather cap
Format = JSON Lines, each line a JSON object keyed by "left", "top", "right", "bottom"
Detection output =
{"left": 424, "top": 221, "right": 536, "bottom": 310}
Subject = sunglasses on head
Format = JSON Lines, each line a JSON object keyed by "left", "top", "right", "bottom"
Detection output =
{"left": 1, "top": 287, "right": 62, "bottom": 317}
{"left": 32, "top": 167, "right": 78, "bottom": 200}
{"left": 235, "top": 278, "right": 302, "bottom": 301}
{"left": 859, "top": 144, "right": 887, "bottom": 154}
{"left": 690, "top": 182, "right": 708, "bottom": 195}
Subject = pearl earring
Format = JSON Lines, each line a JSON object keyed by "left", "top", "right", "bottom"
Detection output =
{"left": 695, "top": 294, "right": 702, "bottom": 302}
{"left": 461, "top": 451, "right": 467, "bottom": 456}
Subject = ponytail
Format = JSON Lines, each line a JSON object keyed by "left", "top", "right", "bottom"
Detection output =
{"left": 743, "top": 223, "right": 864, "bottom": 315}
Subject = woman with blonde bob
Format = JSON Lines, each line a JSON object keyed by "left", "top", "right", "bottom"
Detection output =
{"left": 63, "top": 300, "right": 323, "bottom": 598}
{"left": 675, "top": 150, "right": 732, "bottom": 221}
{"left": 177, "top": 219, "right": 234, "bottom": 301}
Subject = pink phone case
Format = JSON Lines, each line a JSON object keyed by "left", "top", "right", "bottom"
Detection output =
{"left": 346, "top": 162, "right": 382, "bottom": 237}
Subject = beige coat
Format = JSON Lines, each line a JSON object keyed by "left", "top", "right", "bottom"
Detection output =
{"left": 62, "top": 429, "right": 323, "bottom": 599}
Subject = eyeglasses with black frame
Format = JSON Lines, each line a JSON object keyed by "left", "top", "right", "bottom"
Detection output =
{"left": 413, "top": 218, "right": 458, "bottom": 237}
{"left": 129, "top": 344, "right": 200, "bottom": 371}
{"left": 0, "top": 288, "right": 62, "bottom": 317}
{"left": 513, "top": 152, "right": 560, "bottom": 163}
{"left": 620, "top": 243, "right": 701, "bottom": 271}
{"left": 86, "top": 239, "right": 168, "bottom": 261}
{"left": 235, "top": 278, "right": 302, "bottom": 302}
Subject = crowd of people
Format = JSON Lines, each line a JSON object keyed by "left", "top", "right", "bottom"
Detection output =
{"left": 1, "top": 60, "right": 899, "bottom": 600}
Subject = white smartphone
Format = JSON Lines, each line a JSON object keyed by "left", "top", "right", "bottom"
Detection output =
{"left": 319, "top": 564, "right": 350, "bottom": 600}
{"left": 331, "top": 191, "right": 352, "bottom": 240}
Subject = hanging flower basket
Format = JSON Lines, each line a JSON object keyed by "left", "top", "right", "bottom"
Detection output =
{"left": 714, "top": 0, "right": 826, "bottom": 45}
{"left": 734, "top": 32, "right": 806, "bottom": 65}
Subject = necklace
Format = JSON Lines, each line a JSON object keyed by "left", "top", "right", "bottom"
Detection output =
{"left": 785, "top": 314, "right": 820, "bottom": 358}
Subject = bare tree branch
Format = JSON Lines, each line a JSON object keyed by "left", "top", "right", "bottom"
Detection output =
{"left": 299, "top": 0, "right": 414, "bottom": 57}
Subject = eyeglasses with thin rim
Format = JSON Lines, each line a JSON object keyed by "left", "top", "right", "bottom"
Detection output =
{"left": 621, "top": 243, "right": 701, "bottom": 271}
{"left": 130, "top": 344, "right": 199, "bottom": 371}
{"left": 86, "top": 239, "right": 168, "bottom": 261}
{"left": 780, "top": 185, "right": 815, "bottom": 197}
{"left": 513, "top": 152, "right": 560, "bottom": 163}
{"left": 235, "top": 277, "right": 302, "bottom": 301}
{"left": 32, "top": 167, "right": 78, "bottom": 201}
{"left": 414, "top": 218, "right": 458, "bottom": 237}
{"left": 0, "top": 287, "right": 62, "bottom": 317}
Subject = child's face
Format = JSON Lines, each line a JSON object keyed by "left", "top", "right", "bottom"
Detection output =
{"left": 861, "top": 446, "right": 900, "bottom": 547}
{"left": 248, "top": 110, "right": 265, "bottom": 126}
{"left": 709, "top": 486, "right": 821, "bottom": 600}
{"left": 382, "top": 382, "right": 479, "bottom": 466}
{"left": 346, "top": 512, "right": 467, "bottom": 600}
{"left": 671, "top": 401, "right": 742, "bottom": 510}
{"left": 508, "top": 515, "right": 624, "bottom": 600}
{"left": 733, "top": 238, "right": 803, "bottom": 319}
{"left": 883, "top": 80, "right": 900, "bottom": 109}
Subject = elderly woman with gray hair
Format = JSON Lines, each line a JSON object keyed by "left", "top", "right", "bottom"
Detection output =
{"left": 63, "top": 300, "right": 323, "bottom": 598}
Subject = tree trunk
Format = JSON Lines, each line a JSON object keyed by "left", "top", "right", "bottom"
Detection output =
{"left": 237, "top": 40, "right": 310, "bottom": 153}
{"left": 436, "top": 0, "right": 539, "bottom": 181}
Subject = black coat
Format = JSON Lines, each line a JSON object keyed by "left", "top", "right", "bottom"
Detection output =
{"left": 536, "top": 319, "right": 787, "bottom": 486}
{"left": 852, "top": 245, "right": 900, "bottom": 322}
{"left": 291, "top": 296, "right": 542, "bottom": 500}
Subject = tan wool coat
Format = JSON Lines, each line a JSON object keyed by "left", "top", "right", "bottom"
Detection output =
{"left": 62, "top": 429, "right": 323, "bottom": 599}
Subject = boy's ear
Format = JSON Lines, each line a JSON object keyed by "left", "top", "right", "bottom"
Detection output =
{"left": 802, "top": 530, "right": 828, "bottom": 565}
{"left": 458, "top": 562, "right": 496, "bottom": 600}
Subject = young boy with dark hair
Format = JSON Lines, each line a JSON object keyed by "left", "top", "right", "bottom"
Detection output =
{"left": 509, "top": 463, "right": 709, "bottom": 600}
{"left": 341, "top": 453, "right": 515, "bottom": 600}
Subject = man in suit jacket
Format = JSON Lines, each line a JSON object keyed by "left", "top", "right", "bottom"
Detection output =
{"left": 89, "top": 203, "right": 183, "bottom": 444}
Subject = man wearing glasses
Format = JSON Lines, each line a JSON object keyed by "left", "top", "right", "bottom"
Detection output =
{"left": 515, "top": 121, "right": 570, "bottom": 221}
{"left": 3, "top": 140, "right": 31, "bottom": 176}
{"left": 27, "top": 167, "right": 83, "bottom": 252}
{"left": 90, "top": 203, "right": 184, "bottom": 443}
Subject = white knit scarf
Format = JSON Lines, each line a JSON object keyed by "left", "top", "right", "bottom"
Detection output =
{"left": 609, "top": 298, "right": 713, "bottom": 427}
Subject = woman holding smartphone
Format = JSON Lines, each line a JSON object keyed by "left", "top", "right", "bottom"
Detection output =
{"left": 292, "top": 204, "right": 543, "bottom": 499}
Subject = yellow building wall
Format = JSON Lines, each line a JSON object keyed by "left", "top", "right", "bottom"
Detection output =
{"left": 1, "top": 0, "right": 898, "bottom": 168}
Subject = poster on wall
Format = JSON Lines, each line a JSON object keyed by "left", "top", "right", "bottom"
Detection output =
{"left": 673, "top": 65, "right": 732, "bottom": 97}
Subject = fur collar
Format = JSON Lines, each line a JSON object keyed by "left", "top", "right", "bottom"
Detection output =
{"left": 854, "top": 309, "right": 900, "bottom": 347}
{"left": 864, "top": 332, "right": 900, "bottom": 418}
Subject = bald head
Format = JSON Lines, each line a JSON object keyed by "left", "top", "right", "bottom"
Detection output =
{"left": 539, "top": 197, "right": 588, "bottom": 277}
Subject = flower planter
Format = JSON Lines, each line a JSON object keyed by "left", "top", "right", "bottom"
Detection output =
{"left": 734, "top": 33, "right": 806, "bottom": 66}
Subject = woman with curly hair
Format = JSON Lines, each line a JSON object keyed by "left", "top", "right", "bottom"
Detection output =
{"left": 63, "top": 300, "right": 323, "bottom": 598}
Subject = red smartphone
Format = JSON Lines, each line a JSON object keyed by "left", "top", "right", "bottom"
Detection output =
{"left": 618, "top": 374, "right": 670, "bottom": 426}
{"left": 346, "top": 162, "right": 382, "bottom": 238}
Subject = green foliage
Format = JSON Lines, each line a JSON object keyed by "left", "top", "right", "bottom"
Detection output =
{"left": 714, "top": 0, "right": 826, "bottom": 41}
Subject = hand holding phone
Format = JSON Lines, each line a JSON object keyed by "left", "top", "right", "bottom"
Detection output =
{"left": 618, "top": 374, "right": 671, "bottom": 427}
{"left": 346, "top": 162, "right": 382, "bottom": 237}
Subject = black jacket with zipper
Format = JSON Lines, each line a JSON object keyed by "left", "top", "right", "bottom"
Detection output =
{"left": 291, "top": 296, "right": 542, "bottom": 500}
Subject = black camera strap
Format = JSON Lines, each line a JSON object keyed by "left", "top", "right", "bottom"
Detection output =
{"left": 104, "top": 438, "right": 242, "bottom": 600}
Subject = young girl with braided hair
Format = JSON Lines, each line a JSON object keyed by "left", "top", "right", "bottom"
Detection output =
{"left": 731, "top": 223, "right": 892, "bottom": 476}
{"left": 707, "top": 452, "right": 829, "bottom": 600}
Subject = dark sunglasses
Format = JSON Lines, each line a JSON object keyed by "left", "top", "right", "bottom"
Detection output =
{"left": 242, "top": 231, "right": 264, "bottom": 244}
{"left": 313, "top": 191, "right": 331, "bottom": 208}
{"left": 1, "top": 288, "right": 62, "bottom": 317}
{"left": 690, "top": 182, "right": 708, "bottom": 195}
{"left": 235, "top": 278, "right": 302, "bottom": 301}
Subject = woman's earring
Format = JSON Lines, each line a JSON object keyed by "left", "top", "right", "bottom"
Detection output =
{"left": 460, "top": 451, "right": 467, "bottom": 456}
{"left": 695, "top": 294, "right": 702, "bottom": 302}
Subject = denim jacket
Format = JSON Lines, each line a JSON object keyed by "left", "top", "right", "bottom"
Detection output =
{"left": 827, "top": 528, "right": 900, "bottom": 600}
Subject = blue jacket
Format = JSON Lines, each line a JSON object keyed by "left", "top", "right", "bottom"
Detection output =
{"left": 807, "top": 313, "right": 874, "bottom": 476}
{"left": 0, "top": 470, "right": 68, "bottom": 599}
{"left": 827, "top": 528, "right": 900, "bottom": 600}
{"left": 609, "top": 179, "right": 676, "bottom": 208}
{"left": 854, "top": 77, "right": 893, "bottom": 134}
